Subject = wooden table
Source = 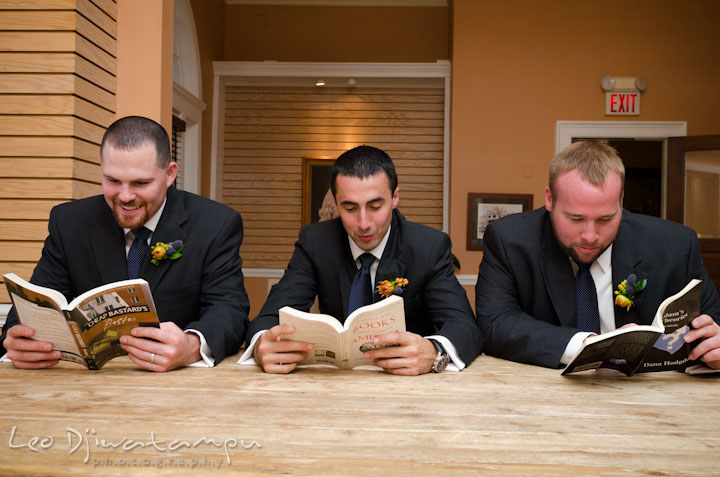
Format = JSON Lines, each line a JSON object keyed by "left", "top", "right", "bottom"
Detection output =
{"left": 0, "top": 355, "right": 718, "bottom": 476}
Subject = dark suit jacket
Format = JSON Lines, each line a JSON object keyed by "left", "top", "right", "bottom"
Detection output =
{"left": 248, "top": 210, "right": 482, "bottom": 365}
{"left": 475, "top": 207, "right": 720, "bottom": 368}
{"left": 1, "top": 187, "right": 250, "bottom": 363}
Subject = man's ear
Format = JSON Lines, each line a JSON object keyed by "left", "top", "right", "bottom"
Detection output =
{"left": 391, "top": 187, "right": 400, "bottom": 209}
{"left": 544, "top": 186, "right": 553, "bottom": 212}
{"left": 166, "top": 161, "right": 178, "bottom": 187}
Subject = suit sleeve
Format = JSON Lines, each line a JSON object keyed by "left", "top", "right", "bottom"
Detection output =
{"left": 183, "top": 211, "right": 250, "bottom": 362}
{"left": 1, "top": 205, "right": 74, "bottom": 354}
{"left": 246, "top": 227, "right": 319, "bottom": 339}
{"left": 475, "top": 222, "right": 577, "bottom": 368}
{"left": 686, "top": 228, "right": 720, "bottom": 323}
{"left": 422, "top": 233, "right": 482, "bottom": 365}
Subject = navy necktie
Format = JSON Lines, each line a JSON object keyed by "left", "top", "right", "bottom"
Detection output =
{"left": 575, "top": 262, "right": 601, "bottom": 334}
{"left": 127, "top": 227, "right": 150, "bottom": 279}
{"left": 347, "top": 253, "right": 375, "bottom": 317}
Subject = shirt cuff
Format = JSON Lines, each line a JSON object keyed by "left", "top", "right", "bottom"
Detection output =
{"left": 561, "top": 332, "right": 595, "bottom": 365}
{"left": 237, "top": 330, "right": 267, "bottom": 365}
{"left": 0, "top": 353, "right": 9, "bottom": 363}
{"left": 426, "top": 334, "right": 463, "bottom": 371}
{"left": 185, "top": 329, "right": 215, "bottom": 367}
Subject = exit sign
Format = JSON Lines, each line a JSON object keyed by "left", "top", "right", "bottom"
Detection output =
{"left": 606, "top": 92, "right": 640, "bottom": 115}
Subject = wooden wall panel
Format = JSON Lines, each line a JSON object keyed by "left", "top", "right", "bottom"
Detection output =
{"left": 0, "top": 1, "right": 117, "bottom": 304}
{"left": 223, "top": 86, "right": 445, "bottom": 269}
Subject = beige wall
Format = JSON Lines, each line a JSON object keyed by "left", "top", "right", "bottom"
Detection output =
{"left": 223, "top": 4, "right": 449, "bottom": 62}
{"left": 451, "top": 0, "right": 720, "bottom": 310}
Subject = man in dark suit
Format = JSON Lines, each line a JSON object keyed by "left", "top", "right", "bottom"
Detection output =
{"left": 241, "top": 145, "right": 481, "bottom": 375}
{"left": 476, "top": 140, "right": 720, "bottom": 369}
{"left": 1, "top": 116, "right": 249, "bottom": 371}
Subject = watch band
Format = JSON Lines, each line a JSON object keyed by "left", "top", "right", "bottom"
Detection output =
{"left": 429, "top": 339, "right": 449, "bottom": 373}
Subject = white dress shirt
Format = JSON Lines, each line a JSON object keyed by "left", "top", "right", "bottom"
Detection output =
{"left": 560, "top": 245, "right": 617, "bottom": 364}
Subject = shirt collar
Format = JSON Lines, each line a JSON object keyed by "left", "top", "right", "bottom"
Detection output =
{"left": 123, "top": 197, "right": 167, "bottom": 236}
{"left": 348, "top": 224, "right": 392, "bottom": 262}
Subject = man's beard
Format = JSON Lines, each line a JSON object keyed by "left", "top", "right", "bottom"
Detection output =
{"left": 111, "top": 199, "right": 150, "bottom": 229}
{"left": 556, "top": 238, "right": 610, "bottom": 265}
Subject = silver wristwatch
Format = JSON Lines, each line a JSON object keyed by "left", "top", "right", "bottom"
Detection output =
{"left": 430, "top": 339, "right": 449, "bottom": 373}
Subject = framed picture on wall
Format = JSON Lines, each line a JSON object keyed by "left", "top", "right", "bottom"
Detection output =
{"left": 467, "top": 193, "right": 533, "bottom": 250}
{"left": 302, "top": 157, "right": 337, "bottom": 227}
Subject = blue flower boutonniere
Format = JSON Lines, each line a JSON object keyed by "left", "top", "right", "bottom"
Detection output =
{"left": 150, "top": 240, "right": 184, "bottom": 265}
{"left": 614, "top": 273, "right": 647, "bottom": 311}
{"left": 377, "top": 277, "right": 409, "bottom": 298}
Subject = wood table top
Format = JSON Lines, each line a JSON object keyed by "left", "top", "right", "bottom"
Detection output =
{"left": 0, "top": 354, "right": 718, "bottom": 476}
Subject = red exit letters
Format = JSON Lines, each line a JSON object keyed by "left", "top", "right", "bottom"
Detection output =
{"left": 606, "top": 92, "right": 640, "bottom": 115}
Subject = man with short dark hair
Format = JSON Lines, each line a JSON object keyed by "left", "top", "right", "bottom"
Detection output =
{"left": 476, "top": 140, "right": 720, "bottom": 369}
{"left": 1, "top": 116, "right": 250, "bottom": 371}
{"left": 241, "top": 145, "right": 481, "bottom": 375}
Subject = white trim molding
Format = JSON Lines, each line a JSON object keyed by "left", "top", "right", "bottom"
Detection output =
{"left": 211, "top": 60, "right": 452, "bottom": 231}
{"left": 555, "top": 121, "right": 687, "bottom": 153}
{"left": 173, "top": 83, "right": 207, "bottom": 194}
{"left": 455, "top": 274, "right": 477, "bottom": 286}
{"left": 243, "top": 268, "right": 286, "bottom": 279}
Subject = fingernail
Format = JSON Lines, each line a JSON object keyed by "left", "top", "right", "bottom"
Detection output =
{"left": 364, "top": 352, "right": 370, "bottom": 359}
{"left": 308, "top": 343, "right": 314, "bottom": 350}
{"left": 373, "top": 338, "right": 380, "bottom": 344}
{"left": 44, "top": 343, "right": 52, "bottom": 351}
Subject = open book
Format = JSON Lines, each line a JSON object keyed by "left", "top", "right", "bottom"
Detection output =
{"left": 279, "top": 295, "right": 405, "bottom": 369}
{"left": 3, "top": 273, "right": 160, "bottom": 370}
{"left": 563, "top": 279, "right": 705, "bottom": 376}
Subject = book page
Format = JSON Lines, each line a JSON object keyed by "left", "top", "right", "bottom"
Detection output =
{"left": 637, "top": 279, "right": 702, "bottom": 373}
{"left": 341, "top": 295, "right": 406, "bottom": 368}
{"left": 10, "top": 292, "right": 82, "bottom": 358}
{"left": 279, "top": 308, "right": 343, "bottom": 367}
{"left": 3, "top": 273, "right": 68, "bottom": 309}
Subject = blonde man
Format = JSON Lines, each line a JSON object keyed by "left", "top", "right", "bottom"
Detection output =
{"left": 476, "top": 141, "right": 720, "bottom": 369}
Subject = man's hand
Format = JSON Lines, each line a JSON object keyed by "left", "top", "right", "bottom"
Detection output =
{"left": 119, "top": 322, "right": 201, "bottom": 372}
{"left": 4, "top": 325, "right": 61, "bottom": 369}
{"left": 364, "top": 331, "right": 437, "bottom": 375}
{"left": 253, "top": 324, "right": 313, "bottom": 374}
{"left": 685, "top": 314, "right": 720, "bottom": 369}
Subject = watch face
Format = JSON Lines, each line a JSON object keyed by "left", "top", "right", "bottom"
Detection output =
{"left": 433, "top": 353, "right": 450, "bottom": 373}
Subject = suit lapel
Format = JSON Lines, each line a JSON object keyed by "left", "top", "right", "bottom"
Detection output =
{"left": 90, "top": 204, "right": 128, "bottom": 284}
{"left": 540, "top": 213, "right": 577, "bottom": 327}
{"left": 375, "top": 212, "right": 406, "bottom": 304}
{"left": 611, "top": 217, "right": 647, "bottom": 327}
{"left": 141, "top": 188, "right": 188, "bottom": 294}
{"left": 338, "top": 225, "right": 358, "bottom": 319}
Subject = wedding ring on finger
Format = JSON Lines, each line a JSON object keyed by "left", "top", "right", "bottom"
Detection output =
{"left": 150, "top": 353, "right": 156, "bottom": 364}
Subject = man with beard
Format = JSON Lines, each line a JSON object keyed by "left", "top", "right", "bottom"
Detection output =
{"left": 475, "top": 140, "right": 720, "bottom": 369}
{"left": 1, "top": 116, "right": 249, "bottom": 371}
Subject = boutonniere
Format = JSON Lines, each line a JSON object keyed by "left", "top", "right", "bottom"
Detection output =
{"left": 377, "top": 277, "right": 409, "bottom": 298}
{"left": 614, "top": 273, "right": 646, "bottom": 311}
{"left": 150, "top": 240, "right": 184, "bottom": 265}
